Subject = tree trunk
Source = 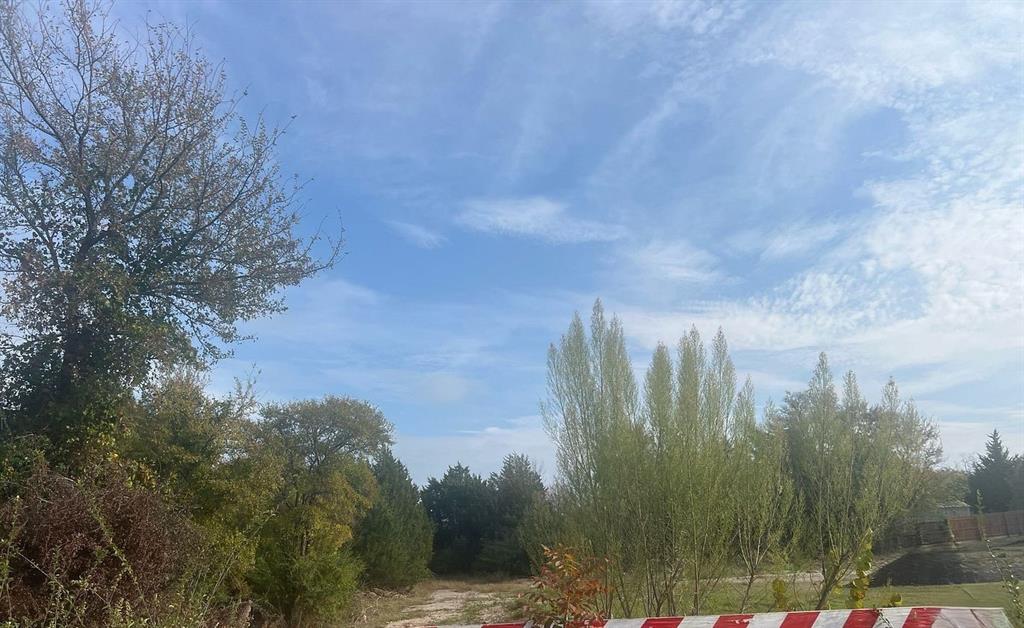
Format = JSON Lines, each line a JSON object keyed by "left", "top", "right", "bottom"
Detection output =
{"left": 739, "top": 573, "right": 756, "bottom": 612}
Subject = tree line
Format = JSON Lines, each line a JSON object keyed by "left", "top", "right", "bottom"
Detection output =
{"left": 2, "top": 358, "right": 543, "bottom": 626}
{"left": 529, "top": 301, "right": 944, "bottom": 615}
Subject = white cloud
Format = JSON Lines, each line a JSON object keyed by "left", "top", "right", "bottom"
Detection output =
{"left": 585, "top": 0, "right": 748, "bottom": 38}
{"left": 393, "top": 414, "right": 556, "bottom": 484}
{"left": 930, "top": 417, "right": 1024, "bottom": 468}
{"left": 387, "top": 220, "right": 447, "bottom": 249}
{"left": 592, "top": 3, "right": 1024, "bottom": 484}
{"left": 323, "top": 366, "right": 475, "bottom": 405}
{"left": 417, "top": 371, "right": 474, "bottom": 403}
{"left": 619, "top": 238, "right": 723, "bottom": 284}
{"left": 741, "top": 2, "right": 1021, "bottom": 107}
{"left": 457, "top": 197, "right": 627, "bottom": 243}
{"left": 617, "top": 0, "right": 1023, "bottom": 391}
{"left": 198, "top": 0, "right": 1023, "bottom": 480}
{"left": 728, "top": 221, "right": 845, "bottom": 261}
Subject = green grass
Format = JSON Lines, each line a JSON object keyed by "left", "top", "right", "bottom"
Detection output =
{"left": 884, "top": 583, "right": 1012, "bottom": 613}
{"left": 624, "top": 580, "right": 1015, "bottom": 615}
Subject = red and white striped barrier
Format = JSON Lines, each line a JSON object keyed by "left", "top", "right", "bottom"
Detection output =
{"left": 427, "top": 607, "right": 1013, "bottom": 628}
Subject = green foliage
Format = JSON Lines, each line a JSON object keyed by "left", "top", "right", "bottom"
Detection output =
{"left": 915, "top": 467, "right": 969, "bottom": 517}
{"left": 519, "top": 489, "right": 569, "bottom": 572}
{"left": 781, "top": 356, "right": 940, "bottom": 609}
{"left": 542, "top": 302, "right": 648, "bottom": 615}
{"left": 119, "top": 370, "right": 276, "bottom": 603}
{"left": 733, "top": 393, "right": 796, "bottom": 611}
{"left": 846, "top": 533, "right": 873, "bottom": 609}
{"left": 968, "top": 431, "right": 1018, "bottom": 513}
{"left": 354, "top": 449, "right": 432, "bottom": 590}
{"left": 423, "top": 463, "right": 494, "bottom": 574}
{"left": 246, "top": 397, "right": 391, "bottom": 625}
{"left": 0, "top": 369, "right": 412, "bottom": 626}
{"left": 543, "top": 301, "right": 754, "bottom": 615}
{"left": 252, "top": 539, "right": 363, "bottom": 627}
{"left": 479, "top": 454, "right": 546, "bottom": 576}
{"left": 542, "top": 302, "right": 942, "bottom": 616}
{"left": 0, "top": 0, "right": 337, "bottom": 466}
{"left": 771, "top": 579, "right": 796, "bottom": 611}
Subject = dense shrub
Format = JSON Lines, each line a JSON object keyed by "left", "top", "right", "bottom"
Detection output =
{"left": 246, "top": 397, "right": 391, "bottom": 626}
{"left": 120, "top": 371, "right": 275, "bottom": 603}
{"left": 354, "top": 449, "right": 432, "bottom": 589}
{"left": 522, "top": 545, "right": 608, "bottom": 627}
{"left": 0, "top": 463, "right": 201, "bottom": 626}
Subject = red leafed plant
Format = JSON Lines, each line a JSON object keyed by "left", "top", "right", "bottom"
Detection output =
{"left": 522, "top": 545, "right": 608, "bottom": 628}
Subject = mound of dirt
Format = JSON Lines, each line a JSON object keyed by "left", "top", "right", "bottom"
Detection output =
{"left": 872, "top": 539, "right": 1024, "bottom": 586}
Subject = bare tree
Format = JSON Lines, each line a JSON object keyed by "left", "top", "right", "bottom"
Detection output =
{"left": 0, "top": 1, "right": 340, "bottom": 458}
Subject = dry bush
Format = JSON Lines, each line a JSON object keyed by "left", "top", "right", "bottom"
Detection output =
{"left": 0, "top": 463, "right": 200, "bottom": 626}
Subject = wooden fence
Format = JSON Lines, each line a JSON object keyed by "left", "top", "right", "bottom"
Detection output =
{"left": 947, "top": 510, "right": 1024, "bottom": 542}
{"left": 877, "top": 510, "right": 1024, "bottom": 550}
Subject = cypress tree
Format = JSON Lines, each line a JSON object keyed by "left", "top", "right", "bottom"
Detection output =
{"left": 354, "top": 449, "right": 433, "bottom": 589}
{"left": 968, "top": 430, "right": 1014, "bottom": 513}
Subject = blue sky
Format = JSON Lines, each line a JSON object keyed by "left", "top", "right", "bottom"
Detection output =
{"left": 115, "top": 1, "right": 1023, "bottom": 484}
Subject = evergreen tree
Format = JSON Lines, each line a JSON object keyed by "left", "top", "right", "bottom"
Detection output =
{"left": 354, "top": 449, "right": 433, "bottom": 589}
{"left": 422, "top": 463, "right": 494, "bottom": 574}
{"left": 1011, "top": 455, "right": 1024, "bottom": 511}
{"left": 478, "top": 454, "right": 545, "bottom": 575}
{"left": 968, "top": 430, "right": 1014, "bottom": 512}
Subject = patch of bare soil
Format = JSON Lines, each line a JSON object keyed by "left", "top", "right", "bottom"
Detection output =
{"left": 347, "top": 579, "right": 530, "bottom": 627}
{"left": 871, "top": 536, "right": 1024, "bottom": 586}
{"left": 383, "top": 588, "right": 514, "bottom": 628}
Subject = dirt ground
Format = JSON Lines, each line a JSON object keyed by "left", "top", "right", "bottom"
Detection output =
{"left": 346, "top": 578, "right": 530, "bottom": 627}
{"left": 872, "top": 537, "right": 1024, "bottom": 586}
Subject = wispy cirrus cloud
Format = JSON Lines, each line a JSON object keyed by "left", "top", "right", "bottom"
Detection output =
{"left": 603, "top": 1, "right": 1023, "bottom": 469}
{"left": 617, "top": 238, "right": 724, "bottom": 286}
{"left": 728, "top": 221, "right": 845, "bottom": 261}
{"left": 386, "top": 220, "right": 447, "bottom": 249}
{"left": 456, "top": 197, "right": 627, "bottom": 244}
{"left": 141, "top": 0, "right": 1023, "bottom": 480}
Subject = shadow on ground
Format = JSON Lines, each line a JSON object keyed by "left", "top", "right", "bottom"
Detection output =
{"left": 872, "top": 538, "right": 1024, "bottom": 586}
